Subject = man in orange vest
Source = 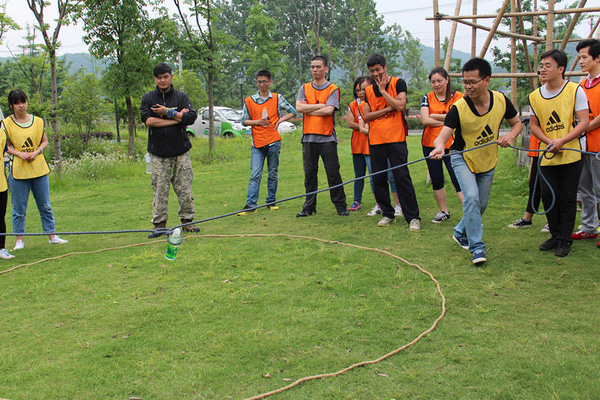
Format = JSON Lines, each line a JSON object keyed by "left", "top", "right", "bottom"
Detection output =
{"left": 363, "top": 53, "right": 421, "bottom": 230}
{"left": 237, "top": 69, "right": 297, "bottom": 216}
{"left": 571, "top": 39, "right": 600, "bottom": 249}
{"left": 295, "top": 55, "right": 348, "bottom": 217}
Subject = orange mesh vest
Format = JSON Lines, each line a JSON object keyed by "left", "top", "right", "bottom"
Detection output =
{"left": 245, "top": 93, "right": 281, "bottom": 148}
{"left": 528, "top": 130, "right": 541, "bottom": 157}
{"left": 349, "top": 100, "right": 369, "bottom": 155}
{"left": 580, "top": 79, "right": 600, "bottom": 152}
{"left": 302, "top": 82, "right": 338, "bottom": 136}
{"left": 422, "top": 91, "right": 463, "bottom": 148}
{"left": 364, "top": 77, "right": 407, "bottom": 145}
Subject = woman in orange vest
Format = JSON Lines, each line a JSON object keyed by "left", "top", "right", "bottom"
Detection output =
{"left": 420, "top": 67, "right": 464, "bottom": 223}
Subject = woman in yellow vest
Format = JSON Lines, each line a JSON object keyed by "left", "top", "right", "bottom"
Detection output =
{"left": 3, "top": 89, "right": 68, "bottom": 250}
{"left": 420, "top": 67, "right": 464, "bottom": 223}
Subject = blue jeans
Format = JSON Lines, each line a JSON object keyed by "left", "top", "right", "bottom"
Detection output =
{"left": 246, "top": 141, "right": 281, "bottom": 207}
{"left": 352, "top": 154, "right": 372, "bottom": 203}
{"left": 9, "top": 172, "right": 56, "bottom": 234}
{"left": 451, "top": 154, "right": 494, "bottom": 253}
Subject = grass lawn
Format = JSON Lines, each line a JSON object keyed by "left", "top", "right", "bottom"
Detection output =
{"left": 1, "top": 131, "right": 599, "bottom": 399}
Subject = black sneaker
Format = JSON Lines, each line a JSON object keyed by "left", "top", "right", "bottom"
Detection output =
{"left": 337, "top": 207, "right": 349, "bottom": 216}
{"left": 554, "top": 240, "right": 572, "bottom": 257}
{"left": 509, "top": 217, "right": 533, "bottom": 229}
{"left": 539, "top": 237, "right": 559, "bottom": 251}
{"left": 296, "top": 209, "right": 316, "bottom": 218}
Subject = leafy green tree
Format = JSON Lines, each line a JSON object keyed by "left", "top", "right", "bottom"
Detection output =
{"left": 172, "top": 69, "right": 207, "bottom": 109}
{"left": 399, "top": 29, "right": 428, "bottom": 110}
{"left": 81, "top": 0, "right": 171, "bottom": 157}
{"left": 59, "top": 71, "right": 102, "bottom": 141}
{"left": 0, "top": 1, "right": 19, "bottom": 43}
{"left": 27, "top": 0, "right": 81, "bottom": 177}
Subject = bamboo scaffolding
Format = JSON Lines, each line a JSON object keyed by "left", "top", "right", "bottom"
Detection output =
{"left": 569, "top": 16, "right": 600, "bottom": 72}
{"left": 434, "top": 0, "right": 441, "bottom": 67}
{"left": 511, "top": 0, "right": 517, "bottom": 107}
{"left": 445, "top": 18, "right": 543, "bottom": 42}
{"left": 444, "top": 0, "right": 463, "bottom": 71}
{"left": 449, "top": 71, "right": 587, "bottom": 78}
{"left": 471, "top": 0, "right": 477, "bottom": 58}
{"left": 516, "top": 0, "right": 536, "bottom": 91}
{"left": 547, "top": 0, "right": 554, "bottom": 51}
{"left": 427, "top": 7, "right": 600, "bottom": 20}
{"left": 479, "top": 0, "right": 511, "bottom": 59}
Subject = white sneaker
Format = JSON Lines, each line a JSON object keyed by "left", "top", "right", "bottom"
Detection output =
{"left": 0, "top": 248, "right": 15, "bottom": 259}
{"left": 13, "top": 240, "right": 24, "bottom": 250}
{"left": 378, "top": 216, "right": 395, "bottom": 227}
{"left": 394, "top": 205, "right": 403, "bottom": 217}
{"left": 409, "top": 219, "right": 421, "bottom": 232}
{"left": 540, "top": 223, "right": 549, "bottom": 233}
{"left": 366, "top": 205, "right": 382, "bottom": 216}
{"left": 49, "top": 236, "right": 69, "bottom": 245}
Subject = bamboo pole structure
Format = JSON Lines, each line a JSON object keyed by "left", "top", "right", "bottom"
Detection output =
{"left": 449, "top": 71, "right": 587, "bottom": 78}
{"left": 426, "top": 7, "right": 600, "bottom": 20}
{"left": 569, "top": 16, "right": 600, "bottom": 72}
{"left": 444, "top": 0, "right": 463, "bottom": 71}
{"left": 516, "top": 0, "right": 536, "bottom": 91}
{"left": 449, "top": 18, "right": 543, "bottom": 42}
{"left": 546, "top": 0, "right": 554, "bottom": 51}
{"left": 533, "top": 0, "right": 539, "bottom": 78}
{"left": 479, "top": 0, "right": 511, "bottom": 59}
{"left": 511, "top": 0, "right": 517, "bottom": 108}
{"left": 471, "top": 0, "right": 477, "bottom": 58}
{"left": 434, "top": 0, "right": 441, "bottom": 67}
{"left": 560, "top": 0, "right": 587, "bottom": 51}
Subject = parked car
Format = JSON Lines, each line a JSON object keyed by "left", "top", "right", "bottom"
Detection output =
{"left": 187, "top": 106, "right": 296, "bottom": 138}
{"left": 187, "top": 106, "right": 251, "bottom": 138}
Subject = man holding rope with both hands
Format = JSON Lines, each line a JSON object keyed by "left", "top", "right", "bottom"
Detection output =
{"left": 430, "top": 58, "right": 522, "bottom": 265}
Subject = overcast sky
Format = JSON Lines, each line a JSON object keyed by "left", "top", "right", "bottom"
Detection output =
{"left": 1, "top": 0, "right": 594, "bottom": 58}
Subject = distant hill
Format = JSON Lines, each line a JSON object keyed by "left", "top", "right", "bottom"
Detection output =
{"left": 0, "top": 52, "right": 108, "bottom": 76}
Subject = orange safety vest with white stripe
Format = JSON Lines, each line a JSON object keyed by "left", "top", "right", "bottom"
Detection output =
{"left": 302, "top": 82, "right": 339, "bottom": 136}
{"left": 364, "top": 77, "right": 407, "bottom": 145}
{"left": 349, "top": 100, "right": 369, "bottom": 155}
{"left": 244, "top": 94, "right": 281, "bottom": 148}
{"left": 422, "top": 90, "right": 463, "bottom": 148}
{"left": 580, "top": 79, "right": 600, "bottom": 153}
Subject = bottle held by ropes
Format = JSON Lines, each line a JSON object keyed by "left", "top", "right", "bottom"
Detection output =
{"left": 145, "top": 153, "right": 152, "bottom": 174}
{"left": 165, "top": 228, "right": 182, "bottom": 260}
{"left": 262, "top": 107, "right": 268, "bottom": 120}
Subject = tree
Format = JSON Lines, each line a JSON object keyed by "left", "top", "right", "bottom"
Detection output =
{"left": 399, "top": 29, "right": 428, "bottom": 110}
{"left": 173, "top": 0, "right": 235, "bottom": 152}
{"left": 0, "top": 1, "right": 19, "bottom": 44}
{"left": 172, "top": 69, "right": 207, "bottom": 109}
{"left": 81, "top": 0, "right": 171, "bottom": 157}
{"left": 27, "top": 0, "right": 81, "bottom": 178}
{"left": 59, "top": 71, "right": 102, "bottom": 141}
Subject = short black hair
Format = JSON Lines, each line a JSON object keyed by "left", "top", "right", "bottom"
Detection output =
{"left": 462, "top": 58, "right": 492, "bottom": 79}
{"left": 311, "top": 55, "right": 328, "bottom": 67}
{"left": 8, "top": 89, "right": 28, "bottom": 109}
{"left": 576, "top": 38, "right": 600, "bottom": 59}
{"left": 367, "top": 54, "right": 387, "bottom": 68}
{"left": 256, "top": 69, "right": 272, "bottom": 80}
{"left": 540, "top": 49, "right": 567, "bottom": 78}
{"left": 153, "top": 62, "right": 172, "bottom": 77}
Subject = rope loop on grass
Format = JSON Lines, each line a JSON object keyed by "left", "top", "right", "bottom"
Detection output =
{"left": 2, "top": 143, "right": 596, "bottom": 238}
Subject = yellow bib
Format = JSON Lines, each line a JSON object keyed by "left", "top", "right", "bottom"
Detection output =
{"left": 3, "top": 116, "right": 50, "bottom": 179}
{"left": 0, "top": 130, "right": 7, "bottom": 191}
{"left": 454, "top": 91, "right": 506, "bottom": 173}
{"left": 529, "top": 82, "right": 581, "bottom": 166}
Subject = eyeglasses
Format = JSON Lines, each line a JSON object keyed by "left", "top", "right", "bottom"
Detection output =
{"left": 257, "top": 80, "right": 270, "bottom": 85}
{"left": 355, "top": 88, "right": 365, "bottom": 93}
{"left": 461, "top": 77, "right": 486, "bottom": 87}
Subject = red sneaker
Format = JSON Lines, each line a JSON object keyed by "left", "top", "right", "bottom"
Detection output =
{"left": 571, "top": 230, "right": 599, "bottom": 240}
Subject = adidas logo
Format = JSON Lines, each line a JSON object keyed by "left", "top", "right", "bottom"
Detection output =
{"left": 546, "top": 110, "right": 565, "bottom": 132}
{"left": 474, "top": 125, "right": 494, "bottom": 145}
{"left": 21, "top": 137, "right": 35, "bottom": 153}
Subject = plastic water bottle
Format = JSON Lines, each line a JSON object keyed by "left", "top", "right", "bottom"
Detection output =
{"left": 165, "top": 228, "right": 182, "bottom": 260}
{"left": 262, "top": 107, "right": 268, "bottom": 119}
{"left": 145, "top": 153, "right": 152, "bottom": 174}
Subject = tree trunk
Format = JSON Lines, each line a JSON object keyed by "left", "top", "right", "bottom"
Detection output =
{"left": 49, "top": 50, "right": 62, "bottom": 179}
{"left": 126, "top": 96, "right": 136, "bottom": 157}
{"left": 208, "top": 71, "right": 215, "bottom": 152}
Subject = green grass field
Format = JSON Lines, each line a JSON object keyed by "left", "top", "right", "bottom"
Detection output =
{"left": 1, "top": 131, "right": 599, "bottom": 399}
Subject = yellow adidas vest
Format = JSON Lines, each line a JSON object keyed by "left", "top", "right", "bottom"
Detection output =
{"left": 453, "top": 91, "right": 506, "bottom": 173}
{"left": 3, "top": 116, "right": 50, "bottom": 179}
{"left": 529, "top": 82, "right": 581, "bottom": 166}
{"left": 0, "top": 130, "right": 7, "bottom": 191}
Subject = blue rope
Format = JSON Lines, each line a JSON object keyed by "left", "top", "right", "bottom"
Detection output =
{"left": 5, "top": 143, "right": 599, "bottom": 238}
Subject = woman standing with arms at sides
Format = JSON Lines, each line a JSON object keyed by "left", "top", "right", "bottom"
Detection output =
{"left": 420, "top": 67, "right": 464, "bottom": 223}
{"left": 3, "top": 89, "right": 68, "bottom": 250}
